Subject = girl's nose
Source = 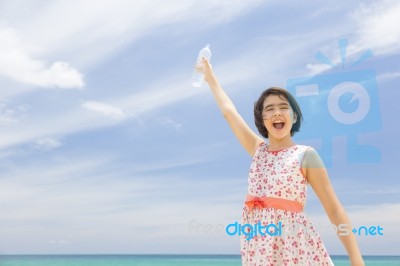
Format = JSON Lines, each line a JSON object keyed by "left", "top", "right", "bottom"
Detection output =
{"left": 273, "top": 111, "right": 282, "bottom": 116}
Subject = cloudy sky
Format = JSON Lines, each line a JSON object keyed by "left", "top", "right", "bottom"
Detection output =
{"left": 0, "top": 0, "right": 399, "bottom": 255}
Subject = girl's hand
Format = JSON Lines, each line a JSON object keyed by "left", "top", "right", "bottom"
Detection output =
{"left": 195, "top": 57, "right": 215, "bottom": 85}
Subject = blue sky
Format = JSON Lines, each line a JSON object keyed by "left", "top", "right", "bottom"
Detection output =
{"left": 0, "top": 0, "right": 399, "bottom": 255}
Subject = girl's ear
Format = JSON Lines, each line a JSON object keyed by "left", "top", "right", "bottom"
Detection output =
{"left": 293, "top": 113, "right": 297, "bottom": 124}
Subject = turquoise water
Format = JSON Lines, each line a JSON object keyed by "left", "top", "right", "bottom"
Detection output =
{"left": 0, "top": 255, "right": 399, "bottom": 266}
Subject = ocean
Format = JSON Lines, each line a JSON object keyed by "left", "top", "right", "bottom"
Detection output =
{"left": 0, "top": 255, "right": 399, "bottom": 266}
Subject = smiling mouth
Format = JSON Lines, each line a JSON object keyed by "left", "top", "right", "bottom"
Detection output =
{"left": 273, "top": 122, "right": 285, "bottom": 129}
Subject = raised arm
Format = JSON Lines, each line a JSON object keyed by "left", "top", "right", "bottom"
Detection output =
{"left": 197, "top": 58, "right": 264, "bottom": 157}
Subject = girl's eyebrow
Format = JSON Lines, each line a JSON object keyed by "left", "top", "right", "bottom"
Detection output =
{"left": 263, "top": 102, "right": 289, "bottom": 110}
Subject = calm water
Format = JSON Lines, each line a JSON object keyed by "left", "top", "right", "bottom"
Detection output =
{"left": 0, "top": 255, "right": 399, "bottom": 266}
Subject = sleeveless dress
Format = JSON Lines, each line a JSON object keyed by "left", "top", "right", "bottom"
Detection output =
{"left": 240, "top": 143, "right": 334, "bottom": 266}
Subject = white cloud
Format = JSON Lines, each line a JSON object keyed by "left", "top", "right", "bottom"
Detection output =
{"left": 0, "top": 35, "right": 326, "bottom": 151}
{"left": 0, "top": 25, "right": 84, "bottom": 88}
{"left": 0, "top": 153, "right": 245, "bottom": 253}
{"left": 311, "top": 5, "right": 342, "bottom": 18}
{"left": 0, "top": 0, "right": 264, "bottom": 72}
{"left": 305, "top": 63, "right": 332, "bottom": 76}
{"left": 131, "top": 156, "right": 212, "bottom": 173}
{"left": 34, "top": 137, "right": 63, "bottom": 151}
{"left": 351, "top": 0, "right": 400, "bottom": 55}
{"left": 0, "top": 102, "right": 28, "bottom": 125}
{"left": 377, "top": 71, "right": 400, "bottom": 83}
{"left": 0, "top": 0, "right": 278, "bottom": 151}
{"left": 0, "top": 137, "right": 63, "bottom": 160}
{"left": 303, "top": 1, "right": 400, "bottom": 77}
{"left": 82, "top": 101, "right": 126, "bottom": 120}
{"left": 158, "top": 116, "right": 183, "bottom": 130}
{"left": 0, "top": 76, "right": 198, "bottom": 150}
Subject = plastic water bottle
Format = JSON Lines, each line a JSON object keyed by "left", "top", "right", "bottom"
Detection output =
{"left": 192, "top": 44, "right": 212, "bottom": 87}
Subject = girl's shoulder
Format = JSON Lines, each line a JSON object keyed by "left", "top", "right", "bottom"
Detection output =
{"left": 295, "top": 143, "right": 313, "bottom": 151}
{"left": 297, "top": 145, "right": 325, "bottom": 168}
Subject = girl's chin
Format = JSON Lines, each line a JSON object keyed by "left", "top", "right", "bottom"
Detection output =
{"left": 270, "top": 135, "right": 288, "bottom": 140}
{"left": 268, "top": 130, "right": 290, "bottom": 139}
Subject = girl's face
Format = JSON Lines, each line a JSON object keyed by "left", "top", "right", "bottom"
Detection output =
{"left": 262, "top": 94, "right": 297, "bottom": 140}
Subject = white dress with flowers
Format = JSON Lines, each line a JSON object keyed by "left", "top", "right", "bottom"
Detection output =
{"left": 240, "top": 143, "right": 334, "bottom": 266}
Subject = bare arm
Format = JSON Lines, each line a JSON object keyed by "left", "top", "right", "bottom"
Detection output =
{"left": 198, "top": 58, "right": 264, "bottom": 157}
{"left": 303, "top": 148, "right": 365, "bottom": 266}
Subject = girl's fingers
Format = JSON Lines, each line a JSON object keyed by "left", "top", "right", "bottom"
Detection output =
{"left": 201, "top": 57, "right": 212, "bottom": 69}
{"left": 195, "top": 63, "right": 205, "bottom": 73}
{"left": 195, "top": 57, "right": 212, "bottom": 73}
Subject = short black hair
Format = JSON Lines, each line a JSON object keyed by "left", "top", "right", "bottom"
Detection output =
{"left": 254, "top": 87, "right": 303, "bottom": 138}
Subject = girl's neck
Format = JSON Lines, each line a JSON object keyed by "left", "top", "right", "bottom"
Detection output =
{"left": 267, "top": 136, "right": 295, "bottom": 151}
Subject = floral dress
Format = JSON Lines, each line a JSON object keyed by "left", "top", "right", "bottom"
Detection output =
{"left": 240, "top": 143, "right": 334, "bottom": 265}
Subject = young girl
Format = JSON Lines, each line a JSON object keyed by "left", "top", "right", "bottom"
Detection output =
{"left": 197, "top": 58, "right": 365, "bottom": 266}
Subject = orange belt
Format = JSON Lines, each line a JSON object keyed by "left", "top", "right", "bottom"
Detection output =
{"left": 245, "top": 194, "right": 303, "bottom": 213}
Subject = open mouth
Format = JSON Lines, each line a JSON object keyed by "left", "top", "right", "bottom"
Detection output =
{"left": 273, "top": 122, "right": 285, "bottom": 129}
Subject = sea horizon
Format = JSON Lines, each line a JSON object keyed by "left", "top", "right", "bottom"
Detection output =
{"left": 1, "top": 254, "right": 399, "bottom": 266}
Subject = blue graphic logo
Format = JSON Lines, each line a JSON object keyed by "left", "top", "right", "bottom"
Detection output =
{"left": 226, "top": 221, "right": 282, "bottom": 240}
{"left": 286, "top": 39, "right": 381, "bottom": 166}
{"left": 224, "top": 220, "right": 384, "bottom": 240}
{"left": 350, "top": 225, "right": 384, "bottom": 236}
